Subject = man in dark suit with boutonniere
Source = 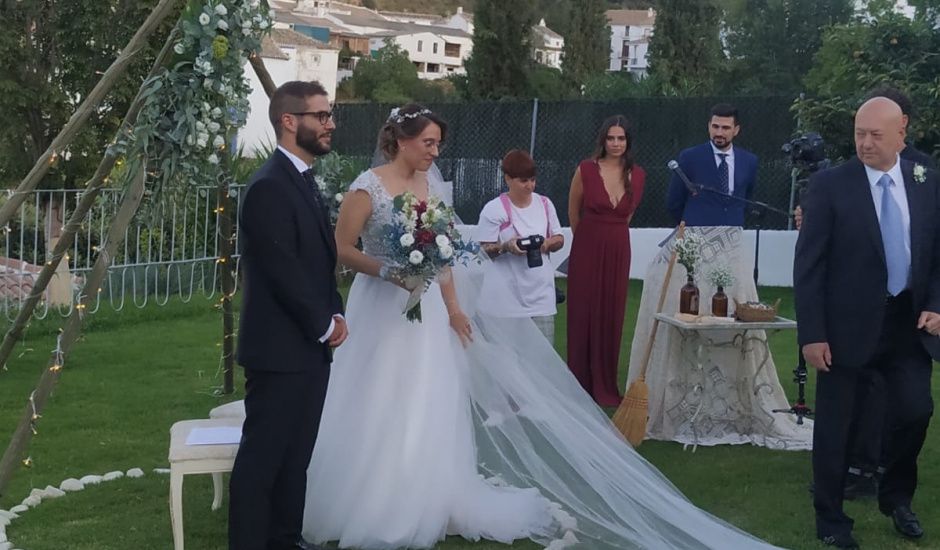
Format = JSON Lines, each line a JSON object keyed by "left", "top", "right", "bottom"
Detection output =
{"left": 229, "top": 80, "right": 347, "bottom": 550}
{"left": 795, "top": 97, "right": 940, "bottom": 549}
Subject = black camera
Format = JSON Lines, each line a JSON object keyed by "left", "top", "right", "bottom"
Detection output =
{"left": 516, "top": 234, "right": 545, "bottom": 268}
{"left": 782, "top": 132, "right": 830, "bottom": 172}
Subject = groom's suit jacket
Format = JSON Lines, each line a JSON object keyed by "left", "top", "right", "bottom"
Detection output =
{"left": 666, "top": 142, "right": 758, "bottom": 226}
{"left": 237, "top": 148, "right": 344, "bottom": 373}
{"left": 794, "top": 157, "right": 940, "bottom": 367}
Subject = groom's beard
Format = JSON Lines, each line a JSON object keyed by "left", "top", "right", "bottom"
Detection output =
{"left": 298, "top": 125, "right": 332, "bottom": 157}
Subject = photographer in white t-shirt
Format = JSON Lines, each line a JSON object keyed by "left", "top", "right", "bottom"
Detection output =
{"left": 475, "top": 150, "right": 564, "bottom": 342}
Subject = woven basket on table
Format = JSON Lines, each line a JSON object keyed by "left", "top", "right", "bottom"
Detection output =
{"left": 733, "top": 298, "right": 781, "bottom": 322}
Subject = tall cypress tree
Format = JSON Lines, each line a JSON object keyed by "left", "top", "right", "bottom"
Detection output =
{"left": 561, "top": 0, "right": 611, "bottom": 88}
{"left": 465, "top": 0, "right": 537, "bottom": 99}
{"left": 646, "top": 0, "right": 724, "bottom": 95}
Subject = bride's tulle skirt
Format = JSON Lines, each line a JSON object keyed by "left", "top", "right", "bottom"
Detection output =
{"left": 303, "top": 274, "right": 555, "bottom": 548}
{"left": 303, "top": 266, "right": 785, "bottom": 550}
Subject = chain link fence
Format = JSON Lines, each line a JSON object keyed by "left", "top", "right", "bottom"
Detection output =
{"left": 332, "top": 97, "right": 799, "bottom": 229}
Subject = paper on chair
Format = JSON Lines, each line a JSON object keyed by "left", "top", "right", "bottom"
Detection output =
{"left": 185, "top": 426, "right": 242, "bottom": 446}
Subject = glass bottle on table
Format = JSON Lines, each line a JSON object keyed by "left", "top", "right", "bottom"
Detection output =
{"left": 679, "top": 273, "right": 699, "bottom": 315}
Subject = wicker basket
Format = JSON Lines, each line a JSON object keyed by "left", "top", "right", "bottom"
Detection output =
{"left": 733, "top": 298, "right": 781, "bottom": 322}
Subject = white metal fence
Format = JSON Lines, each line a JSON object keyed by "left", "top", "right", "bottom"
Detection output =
{"left": 0, "top": 184, "right": 245, "bottom": 320}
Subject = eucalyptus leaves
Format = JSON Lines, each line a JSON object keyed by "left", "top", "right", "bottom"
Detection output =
{"left": 121, "top": 0, "right": 273, "bottom": 202}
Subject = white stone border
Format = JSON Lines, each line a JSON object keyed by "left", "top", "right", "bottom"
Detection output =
{"left": 0, "top": 468, "right": 146, "bottom": 550}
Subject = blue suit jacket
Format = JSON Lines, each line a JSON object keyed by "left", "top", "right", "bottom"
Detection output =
{"left": 666, "top": 142, "right": 759, "bottom": 226}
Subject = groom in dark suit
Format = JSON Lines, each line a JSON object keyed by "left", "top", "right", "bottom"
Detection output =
{"left": 795, "top": 97, "right": 940, "bottom": 549}
{"left": 229, "top": 81, "right": 347, "bottom": 550}
{"left": 666, "top": 103, "right": 759, "bottom": 226}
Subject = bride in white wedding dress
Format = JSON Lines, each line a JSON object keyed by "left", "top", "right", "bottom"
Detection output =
{"left": 302, "top": 104, "right": 784, "bottom": 550}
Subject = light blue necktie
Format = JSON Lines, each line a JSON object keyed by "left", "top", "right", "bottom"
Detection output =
{"left": 877, "top": 173, "right": 910, "bottom": 296}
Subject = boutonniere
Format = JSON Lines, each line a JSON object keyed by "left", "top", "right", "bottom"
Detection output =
{"left": 913, "top": 164, "right": 927, "bottom": 184}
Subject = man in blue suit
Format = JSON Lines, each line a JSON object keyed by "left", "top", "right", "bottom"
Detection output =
{"left": 667, "top": 104, "right": 759, "bottom": 226}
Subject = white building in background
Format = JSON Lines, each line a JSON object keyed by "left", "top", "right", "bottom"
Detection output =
{"left": 444, "top": 6, "right": 474, "bottom": 34}
{"left": 378, "top": 10, "right": 441, "bottom": 26}
{"left": 368, "top": 28, "right": 472, "bottom": 80}
{"left": 238, "top": 30, "right": 340, "bottom": 157}
{"left": 533, "top": 18, "right": 564, "bottom": 69}
{"left": 606, "top": 8, "right": 655, "bottom": 76}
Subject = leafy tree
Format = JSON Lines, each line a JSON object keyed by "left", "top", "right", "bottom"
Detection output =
{"left": 646, "top": 0, "right": 724, "bottom": 95}
{"left": 722, "top": 0, "right": 853, "bottom": 94}
{"left": 464, "top": 0, "right": 537, "bottom": 99}
{"left": 794, "top": 2, "right": 940, "bottom": 160}
{"left": 908, "top": 0, "right": 940, "bottom": 25}
{"left": 0, "top": 0, "right": 174, "bottom": 187}
{"left": 528, "top": 66, "right": 572, "bottom": 100}
{"left": 345, "top": 40, "right": 423, "bottom": 104}
{"left": 582, "top": 71, "right": 659, "bottom": 99}
{"left": 561, "top": 0, "right": 610, "bottom": 89}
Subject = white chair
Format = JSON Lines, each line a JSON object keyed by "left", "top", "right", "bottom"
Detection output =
{"left": 168, "top": 417, "right": 242, "bottom": 550}
{"left": 209, "top": 399, "right": 245, "bottom": 420}
{"left": 207, "top": 399, "right": 246, "bottom": 508}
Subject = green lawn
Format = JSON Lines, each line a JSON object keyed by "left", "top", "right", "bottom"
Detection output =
{"left": 0, "top": 281, "right": 937, "bottom": 549}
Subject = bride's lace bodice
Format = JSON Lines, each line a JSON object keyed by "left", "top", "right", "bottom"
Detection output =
{"left": 348, "top": 169, "right": 451, "bottom": 264}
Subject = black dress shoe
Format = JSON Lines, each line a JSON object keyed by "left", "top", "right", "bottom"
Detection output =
{"left": 818, "top": 532, "right": 860, "bottom": 549}
{"left": 881, "top": 505, "right": 924, "bottom": 539}
{"left": 843, "top": 472, "right": 877, "bottom": 500}
{"left": 293, "top": 540, "right": 324, "bottom": 550}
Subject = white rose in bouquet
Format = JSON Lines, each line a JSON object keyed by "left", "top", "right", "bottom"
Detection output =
{"left": 335, "top": 193, "right": 344, "bottom": 203}
{"left": 409, "top": 250, "right": 425, "bottom": 265}
{"left": 198, "top": 13, "right": 211, "bottom": 25}
{"left": 439, "top": 244, "right": 454, "bottom": 260}
{"left": 214, "top": 4, "right": 227, "bottom": 15}
{"left": 400, "top": 233, "right": 415, "bottom": 247}
{"left": 435, "top": 234, "right": 450, "bottom": 248}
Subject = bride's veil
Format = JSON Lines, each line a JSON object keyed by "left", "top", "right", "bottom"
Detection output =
{"left": 449, "top": 260, "right": 782, "bottom": 549}
{"left": 368, "top": 117, "right": 779, "bottom": 549}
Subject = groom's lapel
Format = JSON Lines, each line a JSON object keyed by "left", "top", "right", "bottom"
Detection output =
{"left": 275, "top": 150, "right": 336, "bottom": 261}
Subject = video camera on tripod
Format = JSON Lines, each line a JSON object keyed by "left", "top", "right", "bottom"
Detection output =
{"left": 783, "top": 132, "right": 831, "bottom": 230}
{"left": 782, "top": 132, "right": 830, "bottom": 173}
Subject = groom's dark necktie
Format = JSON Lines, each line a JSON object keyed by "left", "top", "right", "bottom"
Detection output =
{"left": 301, "top": 168, "right": 330, "bottom": 221}
{"left": 716, "top": 153, "right": 730, "bottom": 195}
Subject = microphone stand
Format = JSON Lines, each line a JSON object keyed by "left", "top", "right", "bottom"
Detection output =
{"left": 688, "top": 184, "right": 789, "bottom": 286}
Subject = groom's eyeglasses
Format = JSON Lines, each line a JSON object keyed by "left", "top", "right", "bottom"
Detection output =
{"left": 291, "top": 111, "right": 334, "bottom": 125}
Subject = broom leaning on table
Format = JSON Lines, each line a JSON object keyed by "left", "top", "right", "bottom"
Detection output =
{"left": 612, "top": 222, "right": 686, "bottom": 447}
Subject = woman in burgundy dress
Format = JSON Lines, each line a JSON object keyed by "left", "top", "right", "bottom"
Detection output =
{"left": 566, "top": 116, "right": 645, "bottom": 407}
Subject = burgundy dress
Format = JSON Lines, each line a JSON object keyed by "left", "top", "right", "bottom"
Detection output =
{"left": 566, "top": 159, "right": 645, "bottom": 407}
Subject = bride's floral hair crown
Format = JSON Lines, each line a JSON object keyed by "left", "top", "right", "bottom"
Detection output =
{"left": 377, "top": 104, "right": 447, "bottom": 160}
{"left": 387, "top": 106, "right": 433, "bottom": 124}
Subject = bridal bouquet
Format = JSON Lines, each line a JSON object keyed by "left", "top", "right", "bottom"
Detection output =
{"left": 383, "top": 191, "right": 477, "bottom": 322}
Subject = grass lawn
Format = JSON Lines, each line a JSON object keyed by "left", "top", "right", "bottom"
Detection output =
{"left": 0, "top": 281, "right": 937, "bottom": 549}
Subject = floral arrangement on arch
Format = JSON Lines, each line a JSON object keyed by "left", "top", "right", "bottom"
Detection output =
{"left": 674, "top": 232, "right": 705, "bottom": 277}
{"left": 119, "top": 0, "right": 273, "bottom": 203}
{"left": 382, "top": 192, "right": 477, "bottom": 322}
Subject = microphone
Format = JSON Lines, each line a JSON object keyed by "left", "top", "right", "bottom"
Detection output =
{"left": 667, "top": 160, "right": 699, "bottom": 195}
